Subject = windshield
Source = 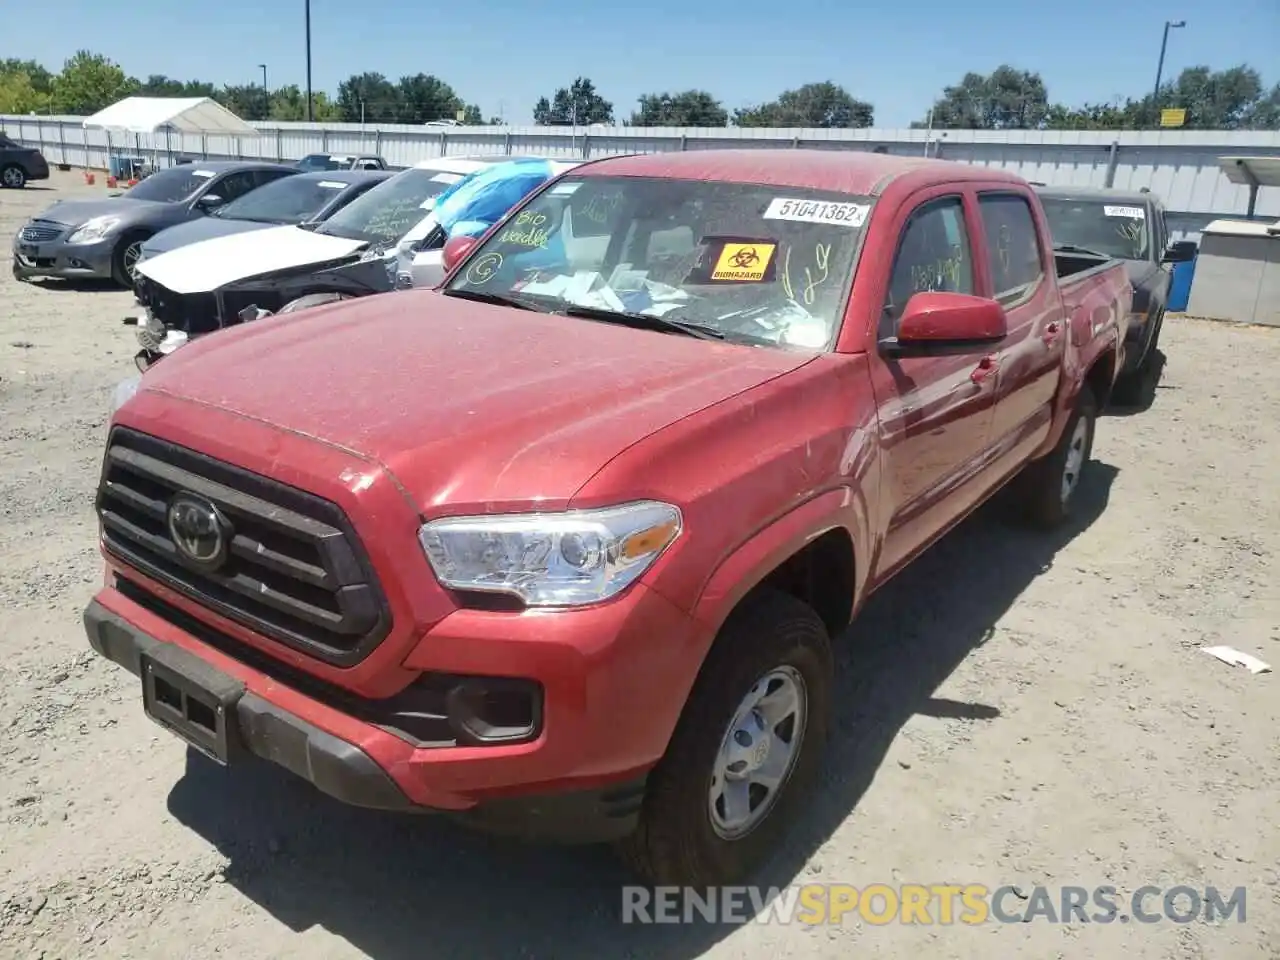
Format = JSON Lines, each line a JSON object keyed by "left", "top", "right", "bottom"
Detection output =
{"left": 214, "top": 175, "right": 347, "bottom": 224}
{"left": 124, "top": 166, "right": 216, "bottom": 203}
{"left": 1039, "top": 198, "right": 1150, "bottom": 261}
{"left": 444, "top": 175, "right": 872, "bottom": 350}
{"left": 316, "top": 167, "right": 467, "bottom": 244}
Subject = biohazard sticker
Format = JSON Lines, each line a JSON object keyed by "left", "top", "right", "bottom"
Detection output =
{"left": 711, "top": 242, "right": 776, "bottom": 282}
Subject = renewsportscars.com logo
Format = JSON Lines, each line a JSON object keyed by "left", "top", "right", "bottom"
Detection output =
{"left": 622, "top": 884, "right": 1248, "bottom": 926}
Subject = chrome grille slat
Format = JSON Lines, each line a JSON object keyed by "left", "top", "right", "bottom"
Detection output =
{"left": 20, "top": 223, "right": 61, "bottom": 242}
{"left": 96, "top": 427, "right": 390, "bottom": 665}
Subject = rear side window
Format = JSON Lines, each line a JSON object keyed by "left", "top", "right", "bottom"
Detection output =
{"left": 978, "top": 194, "right": 1044, "bottom": 304}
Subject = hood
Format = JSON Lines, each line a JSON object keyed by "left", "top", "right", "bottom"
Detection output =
{"left": 142, "top": 217, "right": 273, "bottom": 258}
{"left": 137, "top": 291, "right": 814, "bottom": 507}
{"left": 35, "top": 197, "right": 157, "bottom": 227}
{"left": 134, "top": 224, "right": 367, "bottom": 294}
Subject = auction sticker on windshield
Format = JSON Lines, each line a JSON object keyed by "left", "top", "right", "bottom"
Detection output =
{"left": 192, "top": 170, "right": 215, "bottom": 178}
{"left": 318, "top": 180, "right": 346, "bottom": 189}
{"left": 711, "top": 242, "right": 776, "bottom": 281}
{"left": 1104, "top": 205, "right": 1145, "bottom": 219}
{"left": 764, "top": 198, "right": 869, "bottom": 227}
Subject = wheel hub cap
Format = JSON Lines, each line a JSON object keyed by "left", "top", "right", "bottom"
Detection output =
{"left": 1061, "top": 418, "right": 1089, "bottom": 503}
{"left": 709, "top": 666, "right": 807, "bottom": 840}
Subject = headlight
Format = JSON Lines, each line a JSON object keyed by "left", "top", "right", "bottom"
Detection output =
{"left": 67, "top": 216, "right": 122, "bottom": 244}
{"left": 418, "top": 501, "right": 682, "bottom": 606}
{"left": 111, "top": 375, "right": 141, "bottom": 414}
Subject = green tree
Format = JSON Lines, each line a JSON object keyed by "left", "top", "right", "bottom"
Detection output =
{"left": 214, "top": 84, "right": 269, "bottom": 121}
{"left": 916, "top": 66, "right": 1048, "bottom": 129}
{"left": 1135, "top": 65, "right": 1270, "bottom": 129}
{"left": 631, "top": 90, "right": 727, "bottom": 126}
{"left": 1, "top": 58, "right": 55, "bottom": 99}
{"left": 395, "top": 73, "right": 463, "bottom": 123}
{"left": 0, "top": 70, "right": 47, "bottom": 114}
{"left": 734, "top": 82, "right": 873, "bottom": 128}
{"left": 533, "top": 77, "right": 613, "bottom": 125}
{"left": 135, "top": 74, "right": 218, "bottom": 98}
{"left": 336, "top": 72, "right": 398, "bottom": 123}
{"left": 50, "top": 50, "right": 138, "bottom": 115}
{"left": 268, "top": 85, "right": 339, "bottom": 122}
{"left": 461, "top": 103, "right": 484, "bottom": 124}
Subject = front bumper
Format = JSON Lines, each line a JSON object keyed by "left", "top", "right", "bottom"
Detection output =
{"left": 12, "top": 231, "right": 115, "bottom": 280}
{"left": 83, "top": 566, "right": 694, "bottom": 842}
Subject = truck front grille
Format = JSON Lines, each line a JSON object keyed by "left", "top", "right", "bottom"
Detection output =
{"left": 96, "top": 427, "right": 390, "bottom": 666}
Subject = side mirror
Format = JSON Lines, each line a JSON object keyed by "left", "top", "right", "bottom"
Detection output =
{"left": 881, "top": 292, "right": 1007, "bottom": 357}
{"left": 442, "top": 234, "right": 479, "bottom": 274}
{"left": 196, "top": 193, "right": 224, "bottom": 211}
{"left": 1162, "top": 240, "right": 1197, "bottom": 263}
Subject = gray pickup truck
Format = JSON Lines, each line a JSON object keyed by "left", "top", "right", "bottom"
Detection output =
{"left": 1035, "top": 185, "right": 1196, "bottom": 400}
{"left": 0, "top": 132, "right": 50, "bottom": 189}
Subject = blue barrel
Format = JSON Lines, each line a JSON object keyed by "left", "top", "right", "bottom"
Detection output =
{"left": 1168, "top": 256, "right": 1196, "bottom": 312}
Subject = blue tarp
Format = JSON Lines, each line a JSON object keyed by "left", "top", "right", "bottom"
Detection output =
{"left": 432, "top": 158, "right": 566, "bottom": 240}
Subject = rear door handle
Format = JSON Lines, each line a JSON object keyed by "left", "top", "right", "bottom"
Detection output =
{"left": 970, "top": 355, "right": 999, "bottom": 383}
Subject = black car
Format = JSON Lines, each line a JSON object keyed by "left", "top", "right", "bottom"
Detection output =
{"left": 0, "top": 131, "right": 50, "bottom": 188}
{"left": 1035, "top": 185, "right": 1196, "bottom": 397}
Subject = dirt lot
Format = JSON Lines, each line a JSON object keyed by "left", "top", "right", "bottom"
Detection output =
{"left": 1, "top": 172, "right": 1277, "bottom": 960}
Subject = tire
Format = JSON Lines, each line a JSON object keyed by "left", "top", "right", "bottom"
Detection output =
{"left": 1016, "top": 384, "right": 1097, "bottom": 529}
{"left": 277, "top": 292, "right": 352, "bottom": 315}
{"left": 111, "top": 233, "right": 149, "bottom": 288}
{"left": 616, "top": 589, "right": 833, "bottom": 887}
{"left": 1112, "top": 310, "right": 1163, "bottom": 405}
{"left": 1, "top": 164, "right": 26, "bottom": 189}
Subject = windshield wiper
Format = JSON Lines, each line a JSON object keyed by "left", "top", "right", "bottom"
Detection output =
{"left": 442, "top": 288, "right": 554, "bottom": 312}
{"left": 559, "top": 304, "right": 726, "bottom": 341}
{"left": 1053, "top": 242, "right": 1111, "bottom": 259}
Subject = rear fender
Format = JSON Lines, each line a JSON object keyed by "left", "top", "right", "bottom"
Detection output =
{"left": 1035, "top": 299, "right": 1123, "bottom": 457}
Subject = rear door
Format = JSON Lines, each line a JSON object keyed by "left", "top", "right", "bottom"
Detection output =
{"left": 978, "top": 190, "right": 1063, "bottom": 464}
{"left": 868, "top": 187, "right": 1000, "bottom": 577}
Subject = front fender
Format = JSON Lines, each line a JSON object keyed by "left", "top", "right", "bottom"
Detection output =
{"left": 688, "top": 486, "right": 867, "bottom": 639}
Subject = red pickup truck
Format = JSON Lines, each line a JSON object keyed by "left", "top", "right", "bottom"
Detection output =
{"left": 87, "top": 150, "right": 1131, "bottom": 887}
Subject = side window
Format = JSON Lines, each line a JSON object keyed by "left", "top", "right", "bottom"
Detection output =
{"left": 884, "top": 196, "right": 974, "bottom": 322}
{"left": 211, "top": 171, "right": 258, "bottom": 202}
{"left": 977, "top": 194, "right": 1044, "bottom": 305}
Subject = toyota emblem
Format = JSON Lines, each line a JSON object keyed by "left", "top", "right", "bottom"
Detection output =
{"left": 166, "top": 493, "right": 228, "bottom": 568}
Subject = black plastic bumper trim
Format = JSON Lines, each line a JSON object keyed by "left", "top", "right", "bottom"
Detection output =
{"left": 83, "top": 599, "right": 645, "bottom": 842}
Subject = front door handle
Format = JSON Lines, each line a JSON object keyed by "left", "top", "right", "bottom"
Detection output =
{"left": 970, "top": 355, "right": 999, "bottom": 383}
{"left": 1043, "top": 321, "right": 1061, "bottom": 344}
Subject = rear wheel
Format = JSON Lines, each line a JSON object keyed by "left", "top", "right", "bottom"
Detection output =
{"left": 616, "top": 590, "right": 833, "bottom": 886}
{"left": 111, "top": 233, "right": 148, "bottom": 288}
{"left": 1, "top": 165, "right": 25, "bottom": 189}
{"left": 1016, "top": 384, "right": 1097, "bottom": 529}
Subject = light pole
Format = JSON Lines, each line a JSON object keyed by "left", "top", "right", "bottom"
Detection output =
{"left": 304, "top": 0, "right": 313, "bottom": 121}
{"left": 259, "top": 64, "right": 268, "bottom": 119}
{"left": 1151, "top": 19, "right": 1185, "bottom": 126}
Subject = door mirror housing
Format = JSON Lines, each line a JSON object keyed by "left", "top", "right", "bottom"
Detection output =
{"left": 195, "top": 193, "right": 224, "bottom": 211}
{"left": 1162, "top": 239, "right": 1197, "bottom": 263}
{"left": 442, "top": 234, "right": 479, "bottom": 275}
{"left": 880, "top": 292, "right": 1007, "bottom": 358}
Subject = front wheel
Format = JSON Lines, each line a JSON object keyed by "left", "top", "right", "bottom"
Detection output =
{"left": 111, "top": 234, "right": 147, "bottom": 288}
{"left": 616, "top": 590, "right": 833, "bottom": 886}
{"left": 1, "top": 164, "right": 25, "bottom": 189}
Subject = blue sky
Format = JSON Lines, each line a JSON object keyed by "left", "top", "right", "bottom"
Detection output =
{"left": 13, "top": 0, "right": 1279, "bottom": 126}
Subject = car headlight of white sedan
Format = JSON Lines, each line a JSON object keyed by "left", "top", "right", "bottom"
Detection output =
{"left": 418, "top": 501, "right": 682, "bottom": 606}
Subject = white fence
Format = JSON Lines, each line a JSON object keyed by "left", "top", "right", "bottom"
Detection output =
{"left": 5, "top": 115, "right": 1279, "bottom": 239}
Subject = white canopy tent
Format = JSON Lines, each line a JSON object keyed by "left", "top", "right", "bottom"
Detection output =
{"left": 82, "top": 96, "right": 258, "bottom": 136}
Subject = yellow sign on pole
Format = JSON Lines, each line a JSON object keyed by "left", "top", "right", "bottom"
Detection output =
{"left": 1160, "top": 108, "right": 1187, "bottom": 127}
{"left": 456, "top": 108, "right": 467, "bottom": 122}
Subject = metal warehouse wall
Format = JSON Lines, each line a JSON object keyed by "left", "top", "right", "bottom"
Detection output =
{"left": 4, "top": 115, "right": 1278, "bottom": 240}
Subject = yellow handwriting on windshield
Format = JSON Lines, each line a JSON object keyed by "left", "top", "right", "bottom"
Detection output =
{"left": 577, "top": 191, "right": 622, "bottom": 225}
{"left": 497, "top": 210, "right": 551, "bottom": 248}
{"left": 781, "top": 242, "right": 831, "bottom": 305}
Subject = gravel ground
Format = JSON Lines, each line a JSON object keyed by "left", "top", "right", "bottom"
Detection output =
{"left": 1, "top": 172, "right": 1277, "bottom": 960}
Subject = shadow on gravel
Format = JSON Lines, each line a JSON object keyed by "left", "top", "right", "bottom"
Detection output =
{"left": 167, "top": 461, "right": 1118, "bottom": 960}
{"left": 18, "top": 278, "right": 124, "bottom": 293}
{"left": 1104, "top": 349, "right": 1168, "bottom": 417}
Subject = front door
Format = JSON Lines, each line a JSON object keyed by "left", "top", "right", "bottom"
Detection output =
{"left": 868, "top": 192, "right": 1000, "bottom": 579}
